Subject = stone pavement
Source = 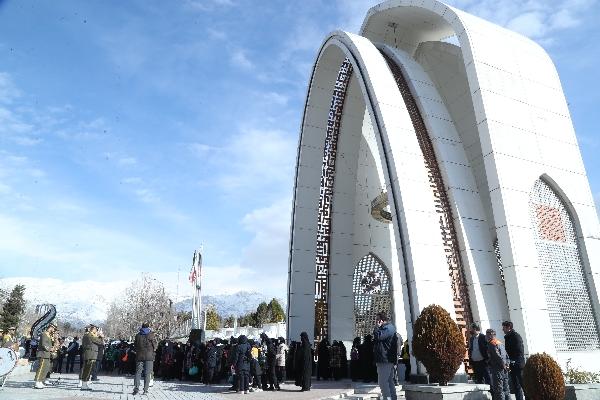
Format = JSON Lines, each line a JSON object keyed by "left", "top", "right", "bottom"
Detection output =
{"left": 0, "top": 371, "right": 356, "bottom": 400}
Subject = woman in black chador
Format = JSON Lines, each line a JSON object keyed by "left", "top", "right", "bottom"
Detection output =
{"left": 316, "top": 336, "right": 331, "bottom": 380}
{"left": 296, "top": 332, "right": 312, "bottom": 391}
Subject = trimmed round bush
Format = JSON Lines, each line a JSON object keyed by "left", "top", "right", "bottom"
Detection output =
{"left": 523, "top": 352, "right": 565, "bottom": 400}
{"left": 412, "top": 304, "right": 465, "bottom": 386}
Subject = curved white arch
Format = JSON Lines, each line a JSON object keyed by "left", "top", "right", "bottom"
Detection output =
{"left": 357, "top": 1, "right": 600, "bottom": 367}
{"left": 287, "top": 30, "right": 426, "bottom": 346}
{"left": 287, "top": 0, "right": 600, "bottom": 372}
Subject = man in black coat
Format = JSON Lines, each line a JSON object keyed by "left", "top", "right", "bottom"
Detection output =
{"left": 132, "top": 322, "right": 156, "bottom": 395}
{"left": 502, "top": 321, "right": 525, "bottom": 400}
{"left": 468, "top": 323, "right": 491, "bottom": 384}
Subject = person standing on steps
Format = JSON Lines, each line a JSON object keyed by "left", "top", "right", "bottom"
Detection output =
{"left": 132, "top": 322, "right": 156, "bottom": 396}
{"left": 373, "top": 312, "right": 397, "bottom": 400}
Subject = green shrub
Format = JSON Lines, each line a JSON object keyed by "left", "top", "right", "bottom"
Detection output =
{"left": 564, "top": 358, "right": 600, "bottom": 384}
{"left": 411, "top": 304, "right": 465, "bottom": 386}
{"left": 523, "top": 353, "right": 565, "bottom": 400}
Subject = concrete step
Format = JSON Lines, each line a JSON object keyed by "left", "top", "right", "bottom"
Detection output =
{"left": 346, "top": 394, "right": 380, "bottom": 400}
{"left": 353, "top": 384, "right": 380, "bottom": 394}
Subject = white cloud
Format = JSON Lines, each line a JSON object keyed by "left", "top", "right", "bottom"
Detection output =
{"left": 0, "top": 72, "right": 21, "bottom": 104}
{"left": 190, "top": 143, "right": 216, "bottom": 155}
{"left": 331, "top": 0, "right": 596, "bottom": 43}
{"left": 230, "top": 49, "right": 254, "bottom": 70}
{"left": 444, "top": 0, "right": 596, "bottom": 41}
{"left": 118, "top": 156, "right": 138, "bottom": 166}
{"left": 0, "top": 182, "right": 12, "bottom": 194}
{"left": 213, "top": 128, "right": 296, "bottom": 195}
{"left": 507, "top": 11, "right": 547, "bottom": 38}
{"left": 134, "top": 188, "right": 159, "bottom": 203}
{"left": 185, "top": 0, "right": 235, "bottom": 12}
{"left": 238, "top": 197, "right": 293, "bottom": 298}
{"left": 259, "top": 91, "right": 289, "bottom": 106}
{"left": 121, "top": 176, "right": 143, "bottom": 185}
{"left": 206, "top": 27, "right": 227, "bottom": 40}
{"left": 0, "top": 212, "right": 181, "bottom": 280}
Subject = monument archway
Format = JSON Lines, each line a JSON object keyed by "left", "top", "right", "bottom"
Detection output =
{"left": 287, "top": 0, "right": 600, "bottom": 372}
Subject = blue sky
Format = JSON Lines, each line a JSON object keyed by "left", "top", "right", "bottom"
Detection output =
{"left": 1, "top": 0, "right": 599, "bottom": 300}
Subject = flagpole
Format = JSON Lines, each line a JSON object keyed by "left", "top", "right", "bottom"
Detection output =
{"left": 190, "top": 247, "right": 203, "bottom": 330}
{"left": 196, "top": 245, "right": 203, "bottom": 330}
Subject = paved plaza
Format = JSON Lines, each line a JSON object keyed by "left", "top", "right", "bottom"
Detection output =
{"left": 0, "top": 371, "right": 357, "bottom": 400}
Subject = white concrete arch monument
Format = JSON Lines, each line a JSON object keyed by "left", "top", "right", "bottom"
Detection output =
{"left": 286, "top": 0, "right": 600, "bottom": 372}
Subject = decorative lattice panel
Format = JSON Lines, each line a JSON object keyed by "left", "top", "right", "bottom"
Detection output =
{"left": 529, "top": 179, "right": 600, "bottom": 351}
{"left": 381, "top": 52, "right": 473, "bottom": 336}
{"left": 314, "top": 58, "right": 354, "bottom": 342}
{"left": 493, "top": 239, "right": 507, "bottom": 288}
{"left": 353, "top": 254, "right": 393, "bottom": 337}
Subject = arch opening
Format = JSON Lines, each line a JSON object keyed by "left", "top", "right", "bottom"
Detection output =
{"left": 529, "top": 178, "right": 600, "bottom": 351}
{"left": 353, "top": 253, "right": 393, "bottom": 338}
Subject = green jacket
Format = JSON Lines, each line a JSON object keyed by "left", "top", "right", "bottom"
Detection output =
{"left": 37, "top": 331, "right": 53, "bottom": 359}
{"left": 82, "top": 332, "right": 103, "bottom": 361}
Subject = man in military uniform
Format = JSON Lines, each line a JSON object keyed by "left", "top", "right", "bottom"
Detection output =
{"left": 1, "top": 327, "right": 18, "bottom": 351}
{"left": 45, "top": 329, "right": 61, "bottom": 384}
{"left": 0, "top": 327, "right": 19, "bottom": 387}
{"left": 80, "top": 324, "right": 104, "bottom": 391}
{"left": 33, "top": 323, "right": 57, "bottom": 389}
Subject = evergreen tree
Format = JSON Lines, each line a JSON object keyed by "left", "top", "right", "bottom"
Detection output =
{"left": 255, "top": 302, "right": 270, "bottom": 327}
{"left": 267, "top": 298, "right": 285, "bottom": 323}
{"left": 205, "top": 308, "right": 221, "bottom": 331}
{"left": 0, "top": 284, "right": 26, "bottom": 331}
{"left": 224, "top": 315, "right": 235, "bottom": 328}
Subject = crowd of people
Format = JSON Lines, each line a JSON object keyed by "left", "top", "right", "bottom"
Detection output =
{"left": 468, "top": 321, "right": 526, "bottom": 400}
{"left": 1, "top": 315, "right": 527, "bottom": 399}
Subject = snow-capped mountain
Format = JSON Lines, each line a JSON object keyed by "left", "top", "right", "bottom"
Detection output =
{"left": 175, "top": 291, "right": 280, "bottom": 317}
{"left": 0, "top": 277, "right": 282, "bottom": 327}
{"left": 0, "top": 277, "right": 126, "bottom": 326}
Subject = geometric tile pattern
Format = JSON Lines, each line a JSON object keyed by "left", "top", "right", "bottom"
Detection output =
{"left": 536, "top": 204, "right": 566, "bottom": 242}
{"left": 353, "top": 253, "right": 393, "bottom": 338}
{"left": 314, "top": 58, "right": 354, "bottom": 343}
{"left": 529, "top": 179, "right": 600, "bottom": 351}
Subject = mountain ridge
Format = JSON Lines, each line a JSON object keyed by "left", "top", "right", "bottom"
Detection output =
{"left": 0, "top": 277, "right": 284, "bottom": 328}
